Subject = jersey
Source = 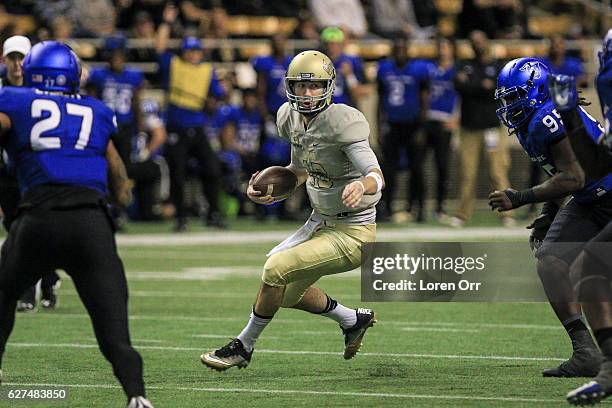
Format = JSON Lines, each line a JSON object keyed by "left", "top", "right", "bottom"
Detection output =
{"left": 251, "top": 55, "right": 292, "bottom": 114}
{"left": 377, "top": 58, "right": 430, "bottom": 123}
{"left": 597, "top": 57, "right": 612, "bottom": 144}
{"left": 332, "top": 54, "right": 364, "bottom": 106}
{"left": 131, "top": 99, "right": 164, "bottom": 162}
{"left": 0, "top": 87, "right": 115, "bottom": 195}
{"left": 542, "top": 56, "right": 585, "bottom": 79}
{"left": 230, "top": 107, "right": 263, "bottom": 154}
{"left": 517, "top": 99, "right": 611, "bottom": 203}
{"left": 203, "top": 103, "right": 234, "bottom": 152}
{"left": 426, "top": 61, "right": 457, "bottom": 121}
{"left": 86, "top": 66, "right": 143, "bottom": 125}
{"left": 276, "top": 102, "right": 381, "bottom": 224}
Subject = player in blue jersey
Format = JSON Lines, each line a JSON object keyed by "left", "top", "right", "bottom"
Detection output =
{"left": 423, "top": 36, "right": 458, "bottom": 220}
{"left": 377, "top": 37, "right": 430, "bottom": 222}
{"left": 320, "top": 27, "right": 367, "bottom": 107}
{"left": 128, "top": 98, "right": 168, "bottom": 221}
{"left": 0, "top": 41, "right": 153, "bottom": 408}
{"left": 546, "top": 29, "right": 612, "bottom": 406}
{"left": 543, "top": 35, "right": 588, "bottom": 88}
{"left": 490, "top": 57, "right": 611, "bottom": 378}
{"left": 86, "top": 33, "right": 144, "bottom": 165}
{"left": 252, "top": 34, "right": 293, "bottom": 118}
{"left": 224, "top": 89, "right": 265, "bottom": 217}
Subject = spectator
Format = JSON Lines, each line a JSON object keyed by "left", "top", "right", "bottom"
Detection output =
{"left": 377, "top": 37, "right": 430, "bottom": 222}
{"left": 443, "top": 30, "right": 514, "bottom": 227}
{"left": 369, "top": 0, "right": 436, "bottom": 40}
{"left": 542, "top": 35, "right": 588, "bottom": 88}
{"left": 458, "top": 0, "right": 523, "bottom": 39}
{"left": 309, "top": 0, "right": 368, "bottom": 39}
{"left": 156, "top": 3, "right": 226, "bottom": 231}
{"left": 128, "top": 11, "right": 158, "bottom": 63}
{"left": 320, "top": 27, "right": 367, "bottom": 108}
{"left": 424, "top": 36, "right": 458, "bottom": 220}
{"left": 292, "top": 11, "right": 320, "bottom": 41}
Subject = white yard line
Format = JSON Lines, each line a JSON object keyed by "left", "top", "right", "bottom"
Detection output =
{"left": 1, "top": 382, "right": 560, "bottom": 403}
{"left": 28, "top": 312, "right": 562, "bottom": 330}
{"left": 400, "top": 327, "right": 480, "bottom": 333}
{"left": 113, "top": 227, "right": 528, "bottom": 247}
{"left": 6, "top": 342, "right": 565, "bottom": 362}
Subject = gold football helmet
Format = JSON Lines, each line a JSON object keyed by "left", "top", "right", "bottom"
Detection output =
{"left": 285, "top": 50, "right": 336, "bottom": 113}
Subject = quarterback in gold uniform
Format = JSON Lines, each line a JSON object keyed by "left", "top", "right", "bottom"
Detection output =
{"left": 200, "top": 50, "right": 384, "bottom": 370}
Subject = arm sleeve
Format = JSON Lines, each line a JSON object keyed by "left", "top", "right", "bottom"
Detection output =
{"left": 341, "top": 139, "right": 381, "bottom": 175}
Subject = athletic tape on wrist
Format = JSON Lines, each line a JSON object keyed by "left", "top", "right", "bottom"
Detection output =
{"left": 366, "top": 172, "right": 383, "bottom": 193}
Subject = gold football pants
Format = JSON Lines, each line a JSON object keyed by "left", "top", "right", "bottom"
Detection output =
{"left": 262, "top": 223, "right": 376, "bottom": 308}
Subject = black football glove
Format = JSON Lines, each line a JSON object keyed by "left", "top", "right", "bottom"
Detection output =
{"left": 526, "top": 213, "right": 554, "bottom": 252}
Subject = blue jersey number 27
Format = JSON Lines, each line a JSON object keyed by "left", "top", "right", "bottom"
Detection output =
{"left": 30, "top": 99, "right": 93, "bottom": 151}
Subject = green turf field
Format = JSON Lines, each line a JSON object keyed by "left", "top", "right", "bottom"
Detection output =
{"left": 0, "top": 214, "right": 602, "bottom": 407}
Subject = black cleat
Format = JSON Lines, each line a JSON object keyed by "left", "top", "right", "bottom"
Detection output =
{"left": 543, "top": 348, "right": 602, "bottom": 377}
{"left": 342, "top": 308, "right": 376, "bottom": 360}
{"left": 200, "top": 338, "right": 252, "bottom": 371}
{"left": 41, "top": 285, "right": 58, "bottom": 309}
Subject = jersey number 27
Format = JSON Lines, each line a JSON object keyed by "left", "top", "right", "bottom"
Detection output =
{"left": 30, "top": 99, "right": 93, "bottom": 151}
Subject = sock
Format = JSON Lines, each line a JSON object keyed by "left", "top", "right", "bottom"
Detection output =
{"left": 563, "top": 315, "right": 597, "bottom": 350}
{"left": 320, "top": 296, "right": 356, "bottom": 329}
{"left": 236, "top": 308, "right": 273, "bottom": 352}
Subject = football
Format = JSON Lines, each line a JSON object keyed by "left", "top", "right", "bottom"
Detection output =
{"left": 252, "top": 166, "right": 298, "bottom": 200}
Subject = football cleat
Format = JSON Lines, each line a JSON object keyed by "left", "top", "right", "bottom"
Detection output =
{"left": 200, "top": 338, "right": 252, "bottom": 371}
{"left": 127, "top": 396, "right": 154, "bottom": 408}
{"left": 16, "top": 301, "right": 36, "bottom": 313}
{"left": 567, "top": 380, "right": 611, "bottom": 406}
{"left": 41, "top": 285, "right": 58, "bottom": 309}
{"left": 342, "top": 308, "right": 376, "bottom": 360}
{"left": 543, "top": 348, "right": 602, "bottom": 377}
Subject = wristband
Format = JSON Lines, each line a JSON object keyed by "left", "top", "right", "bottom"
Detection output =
{"left": 506, "top": 188, "right": 536, "bottom": 209}
{"left": 366, "top": 172, "right": 383, "bottom": 193}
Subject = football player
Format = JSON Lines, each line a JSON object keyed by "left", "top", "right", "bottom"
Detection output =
{"left": 0, "top": 41, "right": 153, "bottom": 408}
{"left": 547, "top": 30, "right": 612, "bottom": 405}
{"left": 200, "top": 50, "right": 384, "bottom": 370}
{"left": 489, "top": 57, "right": 612, "bottom": 378}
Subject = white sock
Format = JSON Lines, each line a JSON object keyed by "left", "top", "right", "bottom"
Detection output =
{"left": 322, "top": 302, "right": 356, "bottom": 329}
{"left": 236, "top": 310, "right": 273, "bottom": 352}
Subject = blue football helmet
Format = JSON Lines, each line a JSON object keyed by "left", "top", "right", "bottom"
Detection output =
{"left": 23, "top": 41, "right": 80, "bottom": 93}
{"left": 495, "top": 57, "right": 551, "bottom": 129}
{"left": 599, "top": 28, "right": 612, "bottom": 69}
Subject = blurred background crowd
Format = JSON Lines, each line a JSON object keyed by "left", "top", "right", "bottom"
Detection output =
{"left": 0, "top": 0, "right": 609, "bottom": 231}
